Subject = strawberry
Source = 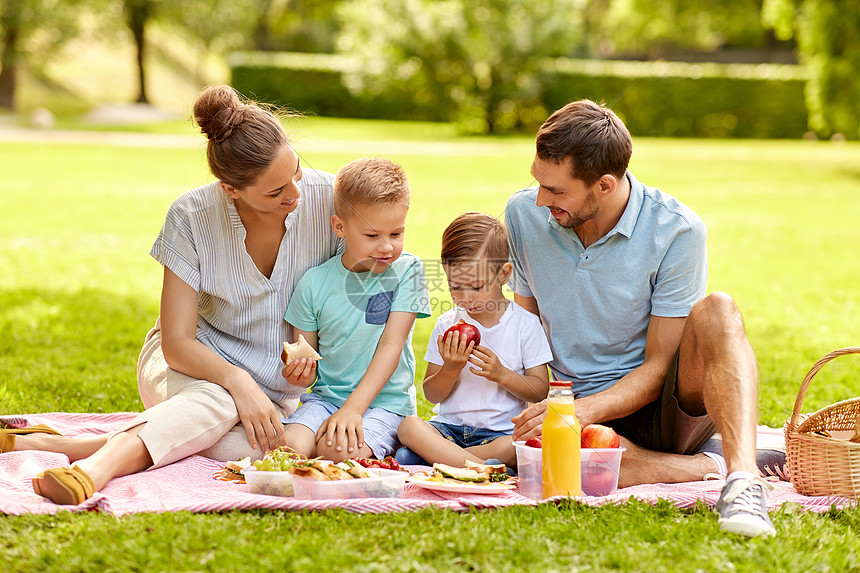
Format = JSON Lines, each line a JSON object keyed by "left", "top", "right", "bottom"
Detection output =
{"left": 384, "top": 456, "right": 400, "bottom": 471}
{"left": 375, "top": 458, "right": 392, "bottom": 470}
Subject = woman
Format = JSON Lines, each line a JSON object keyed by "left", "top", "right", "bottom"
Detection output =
{"left": 0, "top": 85, "right": 340, "bottom": 505}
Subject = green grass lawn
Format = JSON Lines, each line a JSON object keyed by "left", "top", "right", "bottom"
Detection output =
{"left": 2, "top": 120, "right": 860, "bottom": 571}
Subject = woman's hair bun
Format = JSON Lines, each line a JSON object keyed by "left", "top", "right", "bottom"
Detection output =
{"left": 193, "top": 85, "right": 248, "bottom": 144}
{"left": 192, "top": 84, "right": 291, "bottom": 189}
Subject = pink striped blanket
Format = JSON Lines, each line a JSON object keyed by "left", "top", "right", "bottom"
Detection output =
{"left": 1, "top": 412, "right": 855, "bottom": 516}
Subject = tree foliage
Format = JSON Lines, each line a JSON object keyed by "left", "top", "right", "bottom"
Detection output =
{"left": 591, "top": 0, "right": 771, "bottom": 59}
{"left": 764, "top": 0, "right": 860, "bottom": 138}
{"left": 4, "top": 0, "right": 856, "bottom": 138}
{"left": 0, "top": 0, "right": 87, "bottom": 109}
{"left": 254, "top": 0, "right": 342, "bottom": 52}
{"left": 0, "top": 0, "right": 268, "bottom": 109}
{"left": 336, "top": 0, "right": 587, "bottom": 134}
{"left": 120, "top": 0, "right": 266, "bottom": 103}
{"left": 158, "top": 0, "right": 268, "bottom": 53}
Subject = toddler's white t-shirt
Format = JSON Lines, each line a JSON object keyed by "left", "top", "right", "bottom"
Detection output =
{"left": 424, "top": 301, "right": 552, "bottom": 432}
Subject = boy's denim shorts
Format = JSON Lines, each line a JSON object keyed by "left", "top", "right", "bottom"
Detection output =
{"left": 428, "top": 420, "right": 510, "bottom": 449}
{"left": 284, "top": 393, "right": 403, "bottom": 459}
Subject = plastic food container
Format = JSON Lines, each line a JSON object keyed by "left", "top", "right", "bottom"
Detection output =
{"left": 291, "top": 468, "right": 407, "bottom": 500}
{"left": 242, "top": 467, "right": 295, "bottom": 497}
{"left": 513, "top": 441, "right": 544, "bottom": 500}
{"left": 514, "top": 441, "right": 625, "bottom": 499}
{"left": 580, "top": 447, "right": 625, "bottom": 496}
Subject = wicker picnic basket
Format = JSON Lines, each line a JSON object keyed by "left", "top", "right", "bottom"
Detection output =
{"left": 784, "top": 347, "right": 860, "bottom": 497}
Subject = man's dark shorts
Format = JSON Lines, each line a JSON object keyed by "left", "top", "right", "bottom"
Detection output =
{"left": 603, "top": 349, "right": 717, "bottom": 454}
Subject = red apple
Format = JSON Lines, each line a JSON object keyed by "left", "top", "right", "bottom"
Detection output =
{"left": 580, "top": 424, "right": 620, "bottom": 449}
{"left": 524, "top": 436, "right": 542, "bottom": 449}
{"left": 581, "top": 466, "right": 617, "bottom": 496}
{"left": 443, "top": 319, "right": 481, "bottom": 347}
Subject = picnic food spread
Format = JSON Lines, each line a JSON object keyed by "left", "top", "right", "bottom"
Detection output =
{"left": 236, "top": 448, "right": 411, "bottom": 498}
{"left": 282, "top": 334, "right": 322, "bottom": 366}
{"left": 243, "top": 448, "right": 408, "bottom": 477}
{"left": 232, "top": 449, "right": 518, "bottom": 497}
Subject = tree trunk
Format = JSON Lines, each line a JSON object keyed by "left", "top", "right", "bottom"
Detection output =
{"left": 125, "top": 0, "right": 151, "bottom": 104}
{"left": 251, "top": 0, "right": 275, "bottom": 51}
{"left": 0, "top": 5, "right": 20, "bottom": 110}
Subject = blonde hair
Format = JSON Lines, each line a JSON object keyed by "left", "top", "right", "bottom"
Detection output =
{"left": 441, "top": 212, "right": 509, "bottom": 270}
{"left": 333, "top": 158, "right": 410, "bottom": 217}
{"left": 193, "top": 85, "right": 293, "bottom": 189}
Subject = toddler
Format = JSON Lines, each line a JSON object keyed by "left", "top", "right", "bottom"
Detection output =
{"left": 397, "top": 212, "right": 551, "bottom": 467}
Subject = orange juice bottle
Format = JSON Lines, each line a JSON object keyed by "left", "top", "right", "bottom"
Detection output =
{"left": 542, "top": 380, "right": 581, "bottom": 498}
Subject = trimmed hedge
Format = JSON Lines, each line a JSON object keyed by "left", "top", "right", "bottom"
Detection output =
{"left": 540, "top": 58, "right": 810, "bottom": 139}
{"left": 228, "top": 52, "right": 353, "bottom": 116}
{"left": 228, "top": 51, "right": 810, "bottom": 138}
{"left": 227, "top": 51, "right": 446, "bottom": 121}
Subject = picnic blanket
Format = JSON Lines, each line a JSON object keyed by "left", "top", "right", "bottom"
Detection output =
{"left": 2, "top": 412, "right": 856, "bottom": 516}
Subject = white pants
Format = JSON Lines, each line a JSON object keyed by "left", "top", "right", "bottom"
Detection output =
{"left": 127, "top": 325, "right": 296, "bottom": 469}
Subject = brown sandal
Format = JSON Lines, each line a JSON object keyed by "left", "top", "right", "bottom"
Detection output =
{"left": 0, "top": 424, "right": 62, "bottom": 453}
{"left": 32, "top": 465, "right": 95, "bottom": 505}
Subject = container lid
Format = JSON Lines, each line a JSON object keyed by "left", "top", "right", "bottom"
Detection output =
{"left": 549, "top": 380, "right": 572, "bottom": 387}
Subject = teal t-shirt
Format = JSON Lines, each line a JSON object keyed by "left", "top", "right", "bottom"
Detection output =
{"left": 284, "top": 251, "right": 431, "bottom": 416}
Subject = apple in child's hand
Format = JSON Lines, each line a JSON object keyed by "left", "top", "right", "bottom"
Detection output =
{"left": 443, "top": 319, "right": 481, "bottom": 347}
{"left": 524, "top": 436, "right": 543, "bottom": 449}
{"left": 580, "top": 424, "right": 620, "bottom": 449}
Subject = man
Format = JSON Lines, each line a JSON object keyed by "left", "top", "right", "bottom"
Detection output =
{"left": 505, "top": 100, "right": 775, "bottom": 538}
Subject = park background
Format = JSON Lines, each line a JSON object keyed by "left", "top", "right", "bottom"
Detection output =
{"left": 2, "top": 1, "right": 860, "bottom": 571}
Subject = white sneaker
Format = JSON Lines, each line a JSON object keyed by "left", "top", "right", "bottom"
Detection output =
{"left": 715, "top": 476, "right": 776, "bottom": 538}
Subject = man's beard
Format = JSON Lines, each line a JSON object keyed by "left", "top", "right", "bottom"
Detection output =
{"left": 556, "top": 189, "right": 599, "bottom": 229}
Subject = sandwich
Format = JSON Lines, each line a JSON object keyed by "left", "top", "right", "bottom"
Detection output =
{"left": 289, "top": 464, "right": 329, "bottom": 480}
{"left": 283, "top": 334, "right": 322, "bottom": 366}
{"left": 340, "top": 459, "right": 371, "bottom": 479}
{"left": 432, "top": 461, "right": 510, "bottom": 484}
{"left": 219, "top": 457, "right": 251, "bottom": 481}
{"left": 321, "top": 462, "right": 353, "bottom": 481}
{"left": 288, "top": 459, "right": 371, "bottom": 481}
{"left": 465, "top": 460, "right": 509, "bottom": 482}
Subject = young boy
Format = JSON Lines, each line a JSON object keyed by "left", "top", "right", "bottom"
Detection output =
{"left": 397, "top": 212, "right": 552, "bottom": 467}
{"left": 280, "top": 158, "right": 430, "bottom": 462}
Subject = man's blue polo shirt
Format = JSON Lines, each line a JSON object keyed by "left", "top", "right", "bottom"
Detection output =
{"left": 504, "top": 171, "right": 707, "bottom": 397}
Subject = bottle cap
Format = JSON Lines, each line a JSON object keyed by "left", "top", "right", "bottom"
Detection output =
{"left": 549, "top": 381, "right": 572, "bottom": 387}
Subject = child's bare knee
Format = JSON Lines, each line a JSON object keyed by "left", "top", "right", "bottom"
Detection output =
{"left": 283, "top": 425, "right": 316, "bottom": 458}
{"left": 397, "top": 415, "right": 423, "bottom": 442}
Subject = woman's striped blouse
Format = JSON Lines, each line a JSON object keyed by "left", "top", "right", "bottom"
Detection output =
{"left": 149, "top": 168, "right": 341, "bottom": 406}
